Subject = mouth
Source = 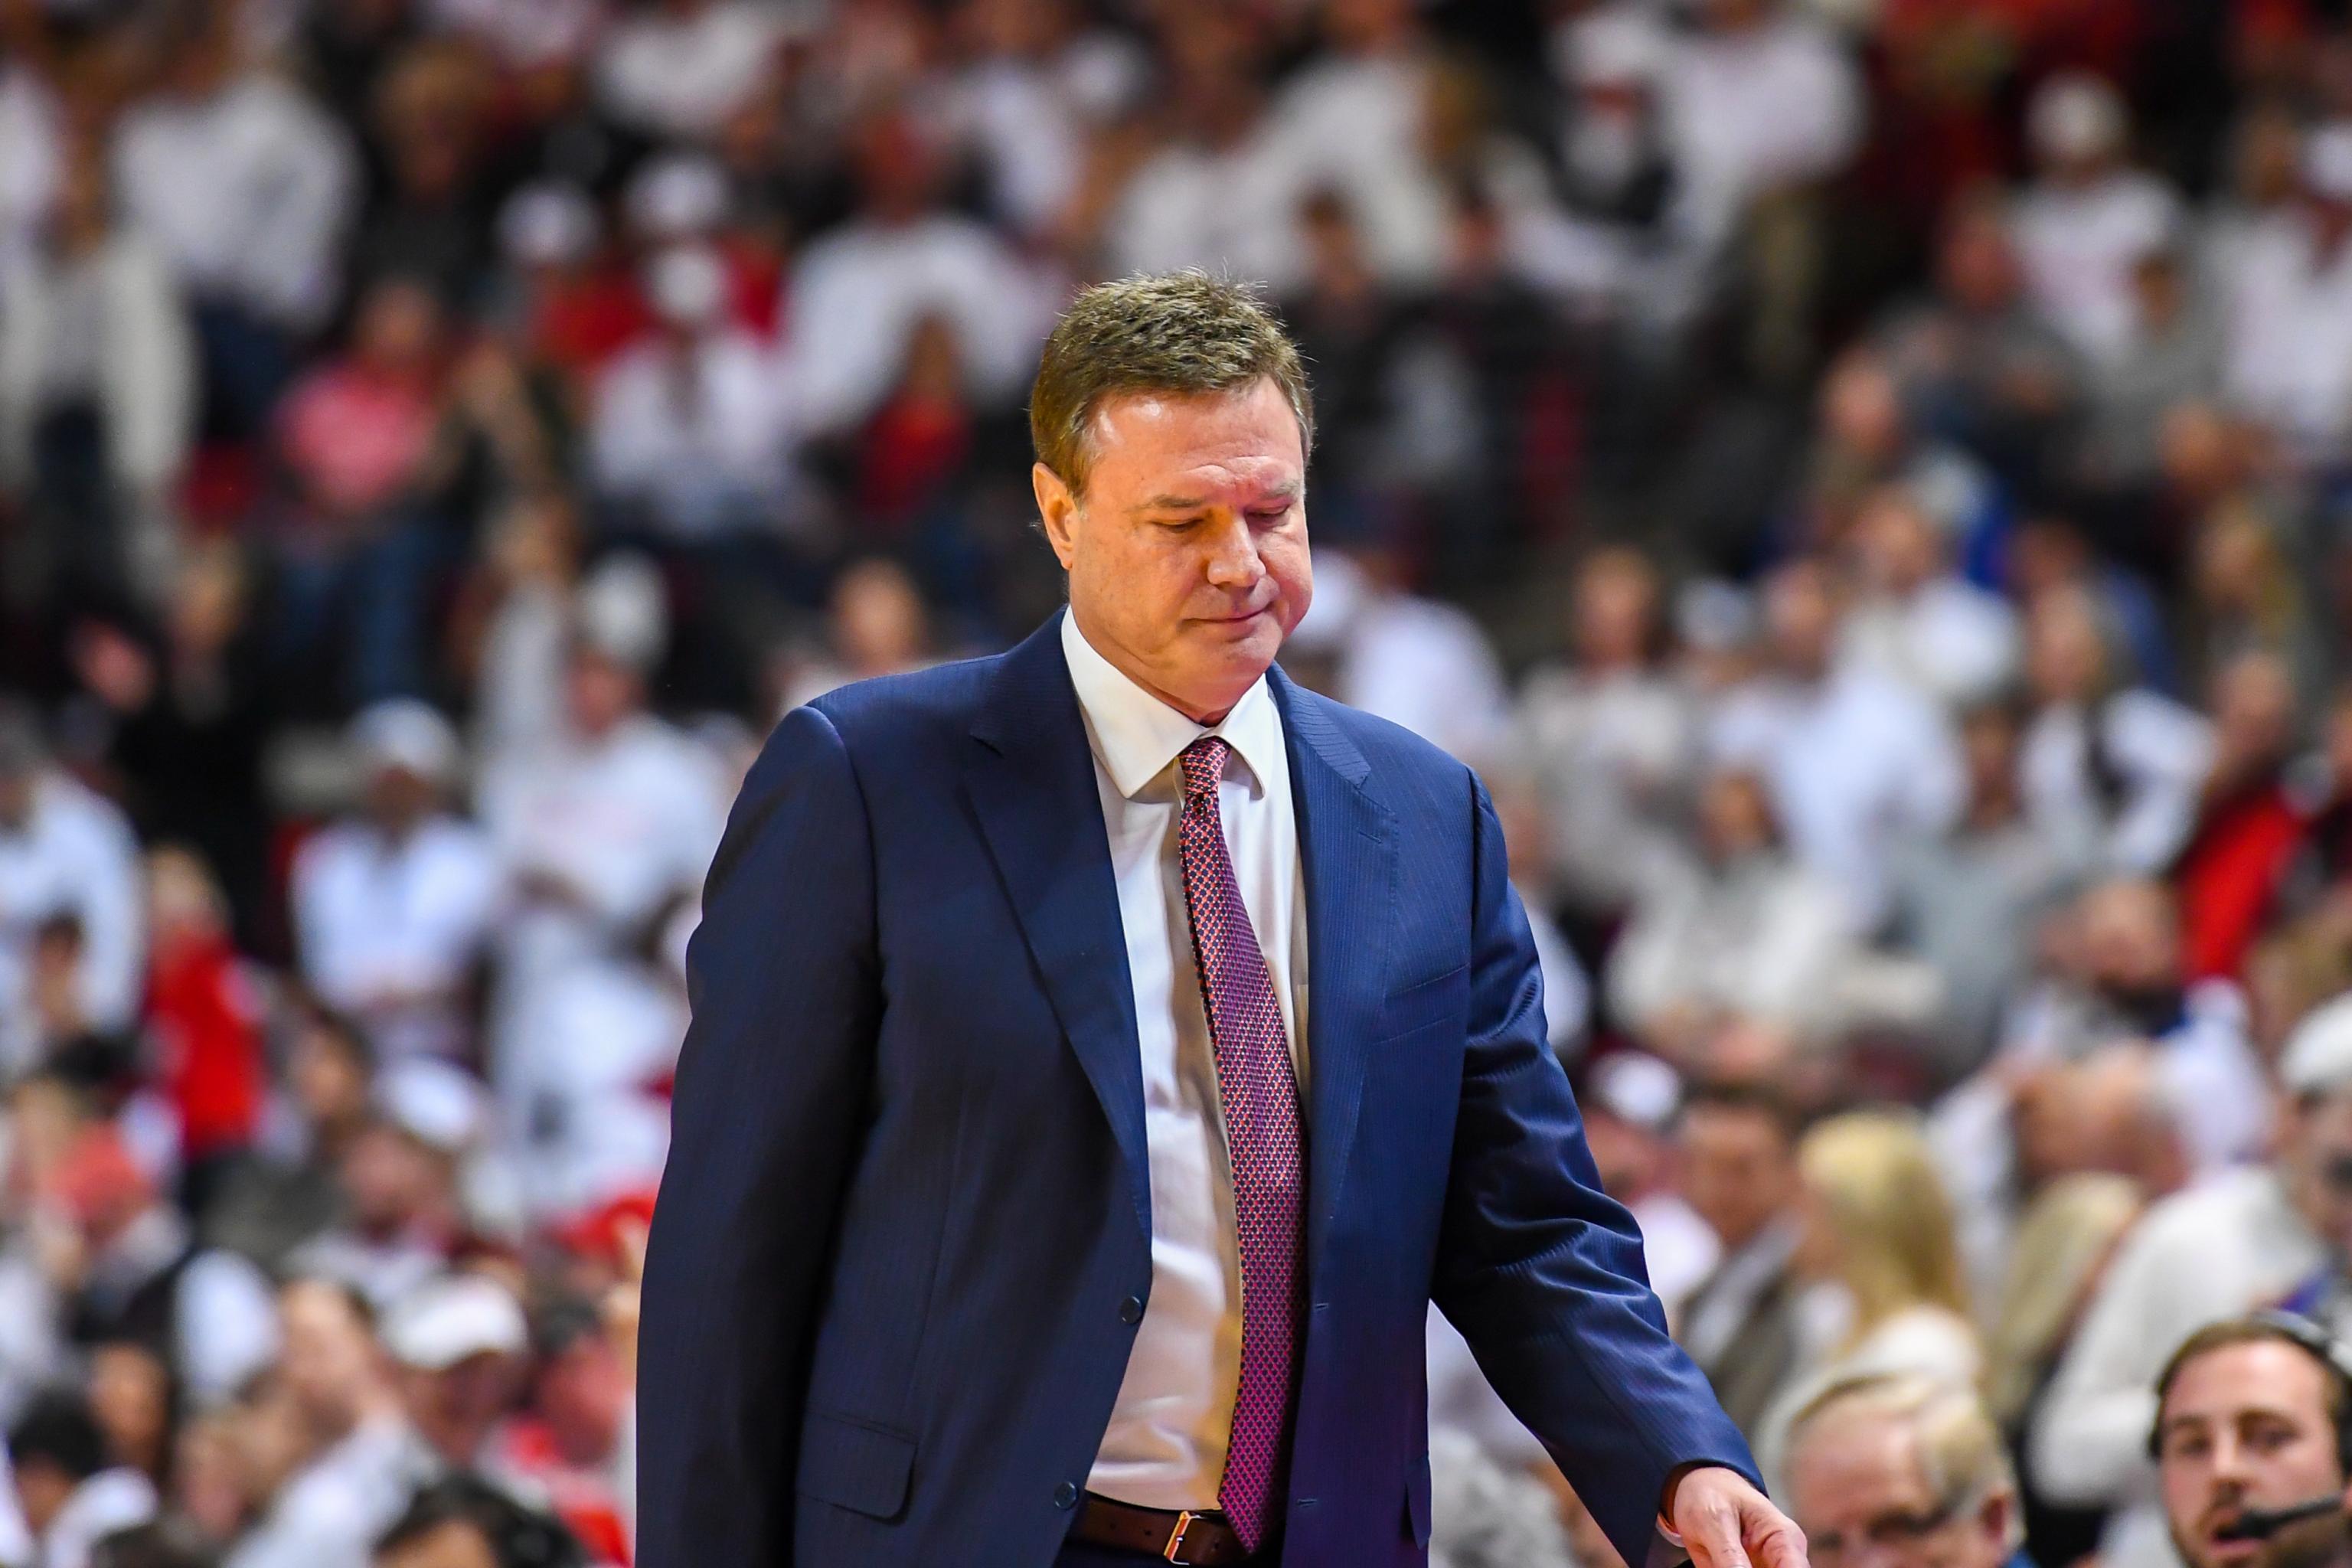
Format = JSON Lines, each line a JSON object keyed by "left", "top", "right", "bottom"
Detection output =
{"left": 1197, "top": 605, "right": 1274, "bottom": 629}
{"left": 2205, "top": 1513, "right": 2270, "bottom": 1563}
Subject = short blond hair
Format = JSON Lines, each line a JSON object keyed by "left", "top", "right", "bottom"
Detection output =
{"left": 1787, "top": 1374, "right": 2023, "bottom": 1553}
{"left": 1028, "top": 270, "right": 1315, "bottom": 494}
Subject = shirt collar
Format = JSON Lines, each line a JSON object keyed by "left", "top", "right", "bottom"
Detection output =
{"left": 1060, "top": 609, "right": 1283, "bottom": 802}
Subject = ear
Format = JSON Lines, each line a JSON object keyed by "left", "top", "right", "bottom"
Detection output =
{"left": 1979, "top": 1488, "right": 2015, "bottom": 1551}
{"left": 1032, "top": 462, "right": 1080, "bottom": 572}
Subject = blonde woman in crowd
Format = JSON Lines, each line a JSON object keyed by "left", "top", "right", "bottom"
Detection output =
{"left": 1984, "top": 1174, "right": 2145, "bottom": 1568}
{"left": 1758, "top": 1111, "right": 1984, "bottom": 1484}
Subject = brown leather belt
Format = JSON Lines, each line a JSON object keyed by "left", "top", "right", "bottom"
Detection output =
{"left": 1067, "top": 1493, "right": 1254, "bottom": 1563}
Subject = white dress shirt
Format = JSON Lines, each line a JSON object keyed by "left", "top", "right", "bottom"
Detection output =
{"left": 1061, "top": 612, "right": 1309, "bottom": 1511}
{"left": 292, "top": 815, "right": 503, "bottom": 1063}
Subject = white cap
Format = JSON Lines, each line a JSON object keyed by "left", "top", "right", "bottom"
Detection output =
{"left": 626, "top": 153, "right": 729, "bottom": 241}
{"left": 574, "top": 554, "right": 669, "bottom": 674}
{"left": 2282, "top": 992, "right": 2352, "bottom": 1096}
{"left": 382, "top": 1273, "right": 528, "bottom": 1370}
{"left": 645, "top": 243, "right": 728, "bottom": 330}
{"left": 2307, "top": 126, "right": 2352, "bottom": 204}
{"left": 375, "top": 1057, "right": 485, "bottom": 1155}
{"left": 1589, "top": 1050, "right": 1681, "bottom": 1130}
{"left": 350, "top": 699, "right": 460, "bottom": 786}
{"left": 2028, "top": 73, "right": 2127, "bottom": 165}
{"left": 498, "top": 182, "right": 598, "bottom": 268}
{"left": 1562, "top": 10, "right": 1668, "bottom": 89}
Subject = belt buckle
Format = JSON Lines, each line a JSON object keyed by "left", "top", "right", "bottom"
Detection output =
{"left": 1162, "top": 1509, "right": 1202, "bottom": 1563}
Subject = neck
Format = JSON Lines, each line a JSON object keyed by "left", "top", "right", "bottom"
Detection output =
{"left": 1068, "top": 606, "right": 1247, "bottom": 726}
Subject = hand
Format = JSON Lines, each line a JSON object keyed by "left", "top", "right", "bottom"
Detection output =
{"left": 605, "top": 1214, "right": 648, "bottom": 1387}
{"left": 1666, "top": 1465, "right": 1808, "bottom": 1568}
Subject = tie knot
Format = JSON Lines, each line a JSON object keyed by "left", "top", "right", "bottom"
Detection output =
{"left": 1179, "top": 737, "right": 1230, "bottom": 802}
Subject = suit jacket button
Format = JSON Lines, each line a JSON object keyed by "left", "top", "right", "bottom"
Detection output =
{"left": 1119, "top": 1295, "right": 1145, "bottom": 1324}
{"left": 1054, "top": 1481, "right": 1080, "bottom": 1510}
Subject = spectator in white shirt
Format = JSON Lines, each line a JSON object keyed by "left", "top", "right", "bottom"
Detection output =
{"left": 1289, "top": 547, "right": 1513, "bottom": 763}
{"left": 939, "top": 0, "right": 1147, "bottom": 241}
{"left": 1102, "top": 10, "right": 1303, "bottom": 291}
{"left": 288, "top": 1057, "right": 491, "bottom": 1313}
{"left": 779, "top": 111, "right": 1055, "bottom": 437}
{"left": 2009, "top": 74, "right": 2185, "bottom": 370}
{"left": 478, "top": 565, "right": 727, "bottom": 1148}
{"left": 1710, "top": 557, "right": 1965, "bottom": 930}
{"left": 109, "top": 14, "right": 357, "bottom": 433}
{"left": 1517, "top": 547, "right": 1704, "bottom": 920}
{"left": 1660, "top": 0, "right": 1863, "bottom": 251}
{"left": 589, "top": 244, "right": 792, "bottom": 541}
{"left": 2001, "top": 875, "right": 2271, "bottom": 1171}
{"left": 220, "top": 1278, "right": 422, "bottom": 1568}
{"left": 2018, "top": 583, "right": 2213, "bottom": 875}
{"left": 0, "top": 63, "right": 59, "bottom": 279}
{"left": 2222, "top": 127, "right": 2352, "bottom": 466}
{"left": 2027, "top": 993, "right": 2352, "bottom": 1568}
{"left": 291, "top": 702, "right": 500, "bottom": 1067}
{"left": 594, "top": 0, "right": 791, "bottom": 144}
{"left": 1257, "top": 0, "right": 1449, "bottom": 289}
{"left": 0, "top": 141, "right": 194, "bottom": 606}
{"left": 1609, "top": 765, "right": 1861, "bottom": 1054}
{"left": 0, "top": 707, "right": 142, "bottom": 1078}
{"left": 1840, "top": 486, "right": 2021, "bottom": 710}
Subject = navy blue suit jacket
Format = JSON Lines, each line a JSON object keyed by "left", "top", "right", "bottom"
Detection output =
{"left": 636, "top": 612, "right": 1758, "bottom": 1567}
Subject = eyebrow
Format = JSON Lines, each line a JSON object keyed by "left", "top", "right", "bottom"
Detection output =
{"left": 1129, "top": 484, "right": 1300, "bottom": 515}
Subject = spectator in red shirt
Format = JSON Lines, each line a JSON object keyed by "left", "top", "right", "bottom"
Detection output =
{"left": 142, "top": 845, "right": 265, "bottom": 1208}
{"left": 2178, "top": 648, "right": 2307, "bottom": 982}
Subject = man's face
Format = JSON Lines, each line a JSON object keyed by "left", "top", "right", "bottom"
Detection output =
{"left": 1681, "top": 1103, "right": 1796, "bottom": 1253}
{"left": 279, "top": 1281, "right": 380, "bottom": 1426}
{"left": 1788, "top": 1415, "right": 2011, "bottom": 1568}
{"left": 2159, "top": 1341, "right": 2352, "bottom": 1568}
{"left": 1034, "top": 377, "right": 1312, "bottom": 724}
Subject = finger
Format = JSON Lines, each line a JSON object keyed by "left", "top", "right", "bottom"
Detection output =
{"left": 1752, "top": 1514, "right": 1809, "bottom": 1568}
{"left": 1693, "top": 1505, "right": 1753, "bottom": 1568}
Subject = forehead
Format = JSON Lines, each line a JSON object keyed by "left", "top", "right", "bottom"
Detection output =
{"left": 1684, "top": 1102, "right": 1787, "bottom": 1150}
{"left": 1792, "top": 1415, "right": 1932, "bottom": 1518}
{"left": 1082, "top": 378, "right": 1305, "bottom": 500}
{"left": 2165, "top": 1341, "right": 2332, "bottom": 1426}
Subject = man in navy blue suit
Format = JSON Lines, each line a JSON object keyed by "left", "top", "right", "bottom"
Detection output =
{"left": 636, "top": 271, "right": 1807, "bottom": 1568}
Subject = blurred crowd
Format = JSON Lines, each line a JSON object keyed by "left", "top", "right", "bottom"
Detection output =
{"left": 4, "top": 0, "right": 2352, "bottom": 1563}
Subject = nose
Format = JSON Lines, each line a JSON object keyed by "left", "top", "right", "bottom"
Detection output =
{"left": 1200, "top": 513, "right": 1265, "bottom": 590}
{"left": 2208, "top": 1434, "right": 2254, "bottom": 1489}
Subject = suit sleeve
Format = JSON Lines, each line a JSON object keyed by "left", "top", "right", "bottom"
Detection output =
{"left": 636, "top": 704, "right": 880, "bottom": 1568}
{"left": 1431, "top": 773, "right": 1759, "bottom": 1568}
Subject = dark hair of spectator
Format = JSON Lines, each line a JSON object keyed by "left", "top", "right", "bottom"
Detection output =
{"left": 90, "top": 1519, "right": 220, "bottom": 1568}
{"left": 376, "top": 1476, "right": 588, "bottom": 1568}
{"left": 1677, "top": 1079, "right": 1802, "bottom": 1143}
{"left": 8, "top": 1389, "right": 107, "bottom": 1481}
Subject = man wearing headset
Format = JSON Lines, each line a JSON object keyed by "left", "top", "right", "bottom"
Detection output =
{"left": 2153, "top": 1315, "right": 2352, "bottom": 1568}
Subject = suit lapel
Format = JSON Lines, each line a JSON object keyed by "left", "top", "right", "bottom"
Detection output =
{"left": 1269, "top": 667, "right": 1397, "bottom": 1275}
{"left": 967, "top": 616, "right": 1151, "bottom": 1243}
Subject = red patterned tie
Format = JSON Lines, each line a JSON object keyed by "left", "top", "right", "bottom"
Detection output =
{"left": 1175, "top": 737, "right": 1304, "bottom": 1551}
